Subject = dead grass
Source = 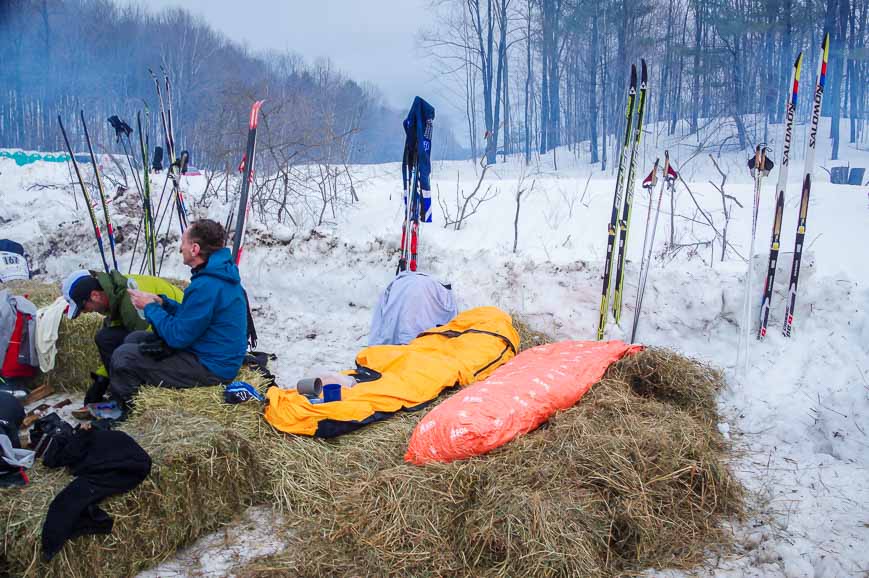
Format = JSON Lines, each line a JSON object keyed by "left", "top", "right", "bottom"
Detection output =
{"left": 236, "top": 346, "right": 743, "bottom": 577}
{"left": 1, "top": 304, "right": 744, "bottom": 578}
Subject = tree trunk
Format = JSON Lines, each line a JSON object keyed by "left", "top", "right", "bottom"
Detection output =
{"left": 691, "top": 0, "right": 701, "bottom": 134}
{"left": 831, "top": 0, "right": 849, "bottom": 160}
{"left": 524, "top": 0, "right": 532, "bottom": 164}
{"left": 670, "top": 8, "right": 689, "bottom": 136}
{"left": 732, "top": 38, "right": 747, "bottom": 150}
{"left": 540, "top": 38, "right": 549, "bottom": 153}
{"left": 590, "top": 12, "right": 600, "bottom": 164}
{"left": 546, "top": 0, "right": 560, "bottom": 153}
{"left": 848, "top": 0, "right": 857, "bottom": 144}
{"left": 492, "top": 0, "right": 507, "bottom": 164}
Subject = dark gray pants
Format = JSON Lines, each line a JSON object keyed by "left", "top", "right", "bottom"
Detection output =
{"left": 109, "top": 331, "right": 223, "bottom": 403}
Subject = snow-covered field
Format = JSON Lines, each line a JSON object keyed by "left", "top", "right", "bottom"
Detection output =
{"left": 1, "top": 118, "right": 867, "bottom": 577}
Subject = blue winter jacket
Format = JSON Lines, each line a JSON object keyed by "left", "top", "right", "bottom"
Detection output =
{"left": 143, "top": 248, "right": 247, "bottom": 380}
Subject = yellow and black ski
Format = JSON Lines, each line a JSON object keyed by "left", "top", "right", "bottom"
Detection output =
{"left": 612, "top": 59, "right": 649, "bottom": 327}
{"left": 597, "top": 64, "right": 637, "bottom": 340}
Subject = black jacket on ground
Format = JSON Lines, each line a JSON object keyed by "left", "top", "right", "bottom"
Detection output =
{"left": 41, "top": 428, "right": 151, "bottom": 561}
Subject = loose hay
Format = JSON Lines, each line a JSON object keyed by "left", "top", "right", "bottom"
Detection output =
{"left": 0, "top": 371, "right": 271, "bottom": 578}
{"left": 2, "top": 298, "right": 745, "bottom": 578}
{"left": 511, "top": 313, "right": 556, "bottom": 351}
{"left": 237, "top": 347, "right": 744, "bottom": 578}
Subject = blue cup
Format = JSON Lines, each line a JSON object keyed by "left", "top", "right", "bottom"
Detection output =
{"left": 323, "top": 383, "right": 342, "bottom": 402}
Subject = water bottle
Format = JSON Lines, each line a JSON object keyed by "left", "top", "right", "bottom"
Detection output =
{"left": 127, "top": 278, "right": 147, "bottom": 320}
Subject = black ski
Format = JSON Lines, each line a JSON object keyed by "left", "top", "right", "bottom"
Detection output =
{"left": 231, "top": 100, "right": 265, "bottom": 265}
{"left": 58, "top": 116, "right": 110, "bottom": 273}
{"left": 758, "top": 53, "right": 803, "bottom": 339}
{"left": 80, "top": 111, "right": 119, "bottom": 271}
{"left": 783, "top": 33, "right": 829, "bottom": 337}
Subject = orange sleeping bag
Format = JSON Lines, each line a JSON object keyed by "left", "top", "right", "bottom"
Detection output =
{"left": 405, "top": 340, "right": 642, "bottom": 465}
{"left": 264, "top": 307, "right": 520, "bottom": 437}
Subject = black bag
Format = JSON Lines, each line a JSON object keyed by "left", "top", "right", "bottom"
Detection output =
{"left": 30, "top": 413, "right": 75, "bottom": 460}
{"left": 244, "top": 351, "right": 276, "bottom": 387}
{"left": 152, "top": 146, "right": 164, "bottom": 172}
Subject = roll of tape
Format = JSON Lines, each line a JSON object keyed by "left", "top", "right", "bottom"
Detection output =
{"left": 296, "top": 377, "right": 323, "bottom": 397}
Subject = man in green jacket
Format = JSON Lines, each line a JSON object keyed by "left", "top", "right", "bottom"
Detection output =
{"left": 61, "top": 269, "right": 184, "bottom": 406}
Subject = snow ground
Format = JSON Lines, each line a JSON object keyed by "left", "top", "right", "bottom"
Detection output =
{"left": 1, "top": 117, "right": 868, "bottom": 577}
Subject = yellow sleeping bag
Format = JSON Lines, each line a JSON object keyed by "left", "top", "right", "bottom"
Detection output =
{"left": 264, "top": 306, "right": 520, "bottom": 437}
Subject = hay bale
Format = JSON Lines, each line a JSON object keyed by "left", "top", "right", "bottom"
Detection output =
{"left": 2, "top": 279, "right": 185, "bottom": 392}
{"left": 2, "top": 280, "right": 59, "bottom": 307}
{"left": 236, "top": 347, "right": 744, "bottom": 578}
{"left": 46, "top": 315, "right": 105, "bottom": 392}
{"left": 0, "top": 371, "right": 270, "bottom": 578}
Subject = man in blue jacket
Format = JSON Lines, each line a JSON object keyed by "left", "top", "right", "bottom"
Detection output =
{"left": 109, "top": 219, "right": 248, "bottom": 404}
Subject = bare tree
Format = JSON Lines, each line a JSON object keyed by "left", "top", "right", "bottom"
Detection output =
{"left": 438, "top": 155, "right": 497, "bottom": 230}
{"left": 512, "top": 172, "right": 535, "bottom": 253}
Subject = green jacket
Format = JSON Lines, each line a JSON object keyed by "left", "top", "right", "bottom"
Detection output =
{"left": 95, "top": 270, "right": 185, "bottom": 331}
{"left": 92, "top": 271, "right": 185, "bottom": 378}
{"left": 97, "top": 271, "right": 184, "bottom": 331}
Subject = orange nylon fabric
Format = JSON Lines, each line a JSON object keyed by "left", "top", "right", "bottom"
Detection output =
{"left": 405, "top": 340, "right": 642, "bottom": 465}
{"left": 264, "top": 307, "right": 520, "bottom": 437}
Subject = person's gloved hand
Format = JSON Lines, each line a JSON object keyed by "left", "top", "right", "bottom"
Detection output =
{"left": 138, "top": 334, "right": 173, "bottom": 360}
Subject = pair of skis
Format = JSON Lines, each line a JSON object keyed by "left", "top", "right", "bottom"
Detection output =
{"left": 756, "top": 33, "right": 829, "bottom": 341}
{"left": 597, "top": 60, "right": 648, "bottom": 341}
{"left": 58, "top": 113, "right": 119, "bottom": 273}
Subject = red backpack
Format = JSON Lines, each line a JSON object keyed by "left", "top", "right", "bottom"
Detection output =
{"left": 1, "top": 295, "right": 37, "bottom": 379}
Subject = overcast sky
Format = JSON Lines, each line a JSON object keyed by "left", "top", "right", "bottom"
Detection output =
{"left": 115, "top": 0, "right": 442, "bottom": 111}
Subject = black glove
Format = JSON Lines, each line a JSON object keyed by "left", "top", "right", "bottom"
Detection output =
{"left": 138, "top": 334, "right": 173, "bottom": 360}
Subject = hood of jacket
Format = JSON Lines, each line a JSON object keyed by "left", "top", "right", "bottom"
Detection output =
{"left": 194, "top": 248, "right": 240, "bottom": 285}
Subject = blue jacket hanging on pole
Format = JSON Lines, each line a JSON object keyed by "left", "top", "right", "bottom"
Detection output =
{"left": 402, "top": 96, "right": 435, "bottom": 223}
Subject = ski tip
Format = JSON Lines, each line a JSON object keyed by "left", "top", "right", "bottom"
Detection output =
{"left": 794, "top": 52, "right": 803, "bottom": 69}
{"left": 249, "top": 100, "right": 266, "bottom": 129}
{"left": 819, "top": 33, "right": 830, "bottom": 65}
{"left": 640, "top": 59, "right": 648, "bottom": 83}
{"left": 630, "top": 64, "right": 637, "bottom": 87}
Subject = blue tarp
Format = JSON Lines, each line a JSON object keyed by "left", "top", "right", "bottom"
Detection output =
{"left": 0, "top": 150, "right": 89, "bottom": 166}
